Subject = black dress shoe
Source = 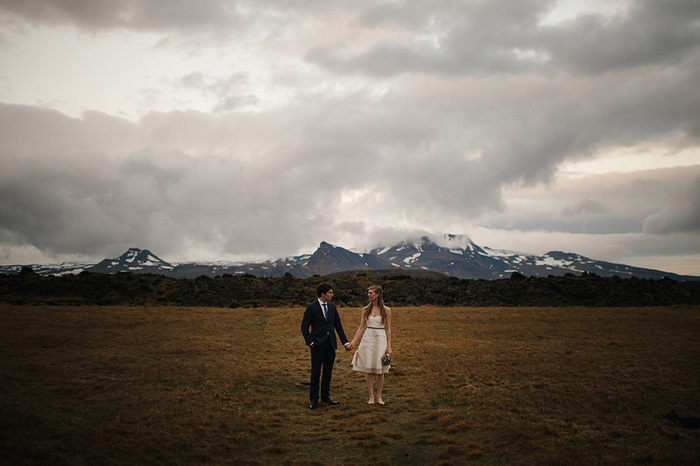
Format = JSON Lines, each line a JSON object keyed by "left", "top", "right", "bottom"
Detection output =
{"left": 309, "top": 400, "right": 318, "bottom": 409}
{"left": 322, "top": 398, "right": 340, "bottom": 405}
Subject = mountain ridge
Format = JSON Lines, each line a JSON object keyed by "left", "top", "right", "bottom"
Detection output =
{"left": 1, "top": 234, "right": 696, "bottom": 281}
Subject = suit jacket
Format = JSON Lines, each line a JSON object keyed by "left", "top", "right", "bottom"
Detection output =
{"left": 301, "top": 300, "right": 349, "bottom": 349}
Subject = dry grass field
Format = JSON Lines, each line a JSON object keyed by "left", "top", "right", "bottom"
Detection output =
{"left": 1, "top": 303, "right": 699, "bottom": 465}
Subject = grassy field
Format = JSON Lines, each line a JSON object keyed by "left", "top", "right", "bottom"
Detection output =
{"left": 1, "top": 304, "right": 698, "bottom": 465}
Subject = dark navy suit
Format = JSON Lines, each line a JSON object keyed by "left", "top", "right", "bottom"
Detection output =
{"left": 301, "top": 300, "right": 349, "bottom": 402}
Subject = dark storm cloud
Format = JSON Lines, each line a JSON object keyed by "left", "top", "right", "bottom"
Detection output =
{"left": 306, "top": 0, "right": 700, "bottom": 77}
{"left": 0, "top": 0, "right": 370, "bottom": 38}
{"left": 542, "top": 1, "right": 700, "bottom": 73}
{"left": 0, "top": 0, "right": 247, "bottom": 32}
{"left": 1, "top": 101, "right": 450, "bottom": 259}
{"left": 0, "top": 103, "right": 329, "bottom": 259}
{"left": 308, "top": 0, "right": 554, "bottom": 76}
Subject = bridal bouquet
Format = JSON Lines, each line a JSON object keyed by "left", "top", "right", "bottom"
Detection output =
{"left": 381, "top": 354, "right": 392, "bottom": 366}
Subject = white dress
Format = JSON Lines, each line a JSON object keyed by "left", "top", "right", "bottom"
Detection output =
{"left": 352, "top": 315, "right": 390, "bottom": 374}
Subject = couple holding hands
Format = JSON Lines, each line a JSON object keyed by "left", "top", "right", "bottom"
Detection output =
{"left": 301, "top": 283, "right": 392, "bottom": 409}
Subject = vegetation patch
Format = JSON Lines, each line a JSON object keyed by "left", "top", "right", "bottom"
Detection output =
{"left": 2, "top": 268, "right": 699, "bottom": 307}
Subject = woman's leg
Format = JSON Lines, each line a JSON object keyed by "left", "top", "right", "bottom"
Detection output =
{"left": 376, "top": 374, "right": 385, "bottom": 404}
{"left": 365, "top": 373, "right": 375, "bottom": 403}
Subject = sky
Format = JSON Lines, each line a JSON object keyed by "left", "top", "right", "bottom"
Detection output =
{"left": 0, "top": 0, "right": 699, "bottom": 275}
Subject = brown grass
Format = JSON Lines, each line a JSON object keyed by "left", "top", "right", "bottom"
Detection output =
{"left": 1, "top": 304, "right": 699, "bottom": 465}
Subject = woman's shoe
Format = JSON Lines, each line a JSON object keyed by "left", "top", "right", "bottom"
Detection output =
{"left": 377, "top": 399, "right": 385, "bottom": 405}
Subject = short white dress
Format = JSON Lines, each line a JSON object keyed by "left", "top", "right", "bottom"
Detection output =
{"left": 352, "top": 315, "right": 390, "bottom": 374}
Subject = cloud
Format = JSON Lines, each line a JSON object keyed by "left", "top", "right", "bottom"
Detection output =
{"left": 307, "top": 0, "right": 700, "bottom": 77}
{"left": 533, "top": 0, "right": 700, "bottom": 74}
{"left": 488, "top": 166, "right": 700, "bottom": 235}
{"left": 0, "top": 104, "right": 298, "bottom": 259}
{"left": 561, "top": 199, "right": 608, "bottom": 217}
{"left": 0, "top": 0, "right": 247, "bottom": 33}
{"left": 2, "top": 63, "right": 700, "bottom": 261}
{"left": 1, "top": 1, "right": 699, "bottom": 274}
{"left": 307, "top": 0, "right": 555, "bottom": 76}
{"left": 4, "top": 1, "right": 699, "bottom": 80}
{"left": 0, "top": 102, "right": 467, "bottom": 260}
{"left": 0, "top": 0, "right": 361, "bottom": 42}
{"left": 644, "top": 175, "right": 700, "bottom": 234}
{"left": 170, "top": 72, "right": 260, "bottom": 113}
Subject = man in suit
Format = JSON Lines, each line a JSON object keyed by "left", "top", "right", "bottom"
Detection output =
{"left": 301, "top": 283, "right": 353, "bottom": 409}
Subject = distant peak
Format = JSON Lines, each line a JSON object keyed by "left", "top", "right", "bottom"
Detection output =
{"left": 436, "top": 233, "right": 475, "bottom": 250}
{"left": 367, "top": 233, "right": 477, "bottom": 254}
{"left": 121, "top": 247, "right": 149, "bottom": 256}
{"left": 113, "top": 248, "right": 170, "bottom": 265}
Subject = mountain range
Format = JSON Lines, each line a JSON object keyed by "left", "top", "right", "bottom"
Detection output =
{"left": 1, "top": 234, "right": 696, "bottom": 281}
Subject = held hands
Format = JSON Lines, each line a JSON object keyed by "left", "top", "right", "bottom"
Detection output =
{"left": 309, "top": 341, "right": 354, "bottom": 351}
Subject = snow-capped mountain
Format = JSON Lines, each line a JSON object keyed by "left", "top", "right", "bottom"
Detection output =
{"left": 0, "top": 262, "right": 91, "bottom": 277}
{"left": 371, "top": 234, "right": 506, "bottom": 279}
{"left": 0, "top": 235, "right": 694, "bottom": 280}
{"left": 88, "top": 248, "right": 174, "bottom": 274}
{"left": 369, "top": 234, "right": 691, "bottom": 280}
{"left": 301, "top": 241, "right": 388, "bottom": 276}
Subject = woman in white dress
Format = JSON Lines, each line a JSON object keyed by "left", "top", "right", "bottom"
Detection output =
{"left": 350, "top": 285, "right": 392, "bottom": 405}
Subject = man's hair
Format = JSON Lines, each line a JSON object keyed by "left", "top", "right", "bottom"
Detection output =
{"left": 317, "top": 283, "right": 333, "bottom": 297}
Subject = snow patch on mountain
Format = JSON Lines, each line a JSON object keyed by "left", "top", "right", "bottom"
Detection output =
{"left": 404, "top": 253, "right": 421, "bottom": 264}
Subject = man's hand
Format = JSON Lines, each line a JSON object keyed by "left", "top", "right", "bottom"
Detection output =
{"left": 344, "top": 342, "right": 353, "bottom": 351}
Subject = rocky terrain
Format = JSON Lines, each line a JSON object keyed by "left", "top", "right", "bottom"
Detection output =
{"left": 2, "top": 267, "right": 698, "bottom": 308}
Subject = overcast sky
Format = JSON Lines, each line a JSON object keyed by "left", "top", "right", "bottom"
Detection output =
{"left": 1, "top": 0, "right": 699, "bottom": 275}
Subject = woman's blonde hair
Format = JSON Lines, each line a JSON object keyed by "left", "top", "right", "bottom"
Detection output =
{"left": 363, "top": 284, "right": 387, "bottom": 324}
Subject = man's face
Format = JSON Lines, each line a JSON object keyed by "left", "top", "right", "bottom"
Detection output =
{"left": 321, "top": 289, "right": 334, "bottom": 302}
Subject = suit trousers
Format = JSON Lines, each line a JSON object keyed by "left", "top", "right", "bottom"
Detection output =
{"left": 309, "top": 342, "right": 335, "bottom": 402}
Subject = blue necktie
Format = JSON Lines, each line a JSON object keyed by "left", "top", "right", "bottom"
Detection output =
{"left": 322, "top": 303, "right": 328, "bottom": 321}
